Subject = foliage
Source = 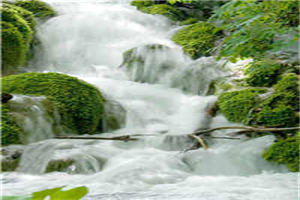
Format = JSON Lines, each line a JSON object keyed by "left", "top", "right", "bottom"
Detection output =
{"left": 2, "top": 186, "right": 88, "bottom": 200}
{"left": 218, "top": 88, "right": 267, "bottom": 123}
{"left": 15, "top": 0, "right": 56, "bottom": 20}
{"left": 263, "top": 136, "right": 300, "bottom": 172}
{"left": 244, "top": 60, "right": 283, "bottom": 87}
{"left": 210, "top": 0, "right": 299, "bottom": 62}
{"left": 31, "top": 186, "right": 88, "bottom": 200}
{"left": 1, "top": 104, "right": 23, "bottom": 146}
{"left": 2, "top": 72, "right": 105, "bottom": 135}
{"left": 172, "top": 22, "right": 220, "bottom": 59}
{"left": 141, "top": 4, "right": 185, "bottom": 21}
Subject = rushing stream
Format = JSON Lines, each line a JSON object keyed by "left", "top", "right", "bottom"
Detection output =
{"left": 1, "top": 1, "right": 298, "bottom": 199}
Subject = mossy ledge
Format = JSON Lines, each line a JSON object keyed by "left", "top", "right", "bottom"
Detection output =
{"left": 2, "top": 72, "right": 105, "bottom": 137}
{"left": 218, "top": 88, "right": 267, "bottom": 123}
{"left": 172, "top": 22, "right": 220, "bottom": 59}
{"left": 263, "top": 136, "right": 300, "bottom": 172}
{"left": 1, "top": 0, "right": 56, "bottom": 75}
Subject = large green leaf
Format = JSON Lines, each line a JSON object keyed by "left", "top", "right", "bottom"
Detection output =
{"left": 32, "top": 186, "right": 88, "bottom": 200}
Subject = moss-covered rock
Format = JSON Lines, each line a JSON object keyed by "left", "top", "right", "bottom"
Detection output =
{"left": 141, "top": 4, "right": 185, "bottom": 21}
{"left": 1, "top": 6, "right": 33, "bottom": 44}
{"left": 3, "top": 2, "right": 36, "bottom": 30}
{"left": 218, "top": 88, "right": 267, "bottom": 123}
{"left": 244, "top": 60, "right": 284, "bottom": 87}
{"left": 121, "top": 44, "right": 174, "bottom": 83}
{"left": 15, "top": 0, "right": 56, "bottom": 20}
{"left": 45, "top": 159, "right": 74, "bottom": 173}
{"left": 172, "top": 22, "right": 219, "bottom": 59}
{"left": 1, "top": 21, "right": 26, "bottom": 75}
{"left": 1, "top": 1, "right": 55, "bottom": 75}
{"left": 263, "top": 136, "right": 299, "bottom": 172}
{"left": 1, "top": 104, "right": 23, "bottom": 146}
{"left": 101, "top": 99, "right": 126, "bottom": 132}
{"left": 0, "top": 145, "right": 23, "bottom": 172}
{"left": 2, "top": 72, "right": 105, "bottom": 135}
{"left": 131, "top": 0, "right": 155, "bottom": 10}
{"left": 180, "top": 17, "right": 197, "bottom": 25}
{"left": 246, "top": 73, "right": 299, "bottom": 127}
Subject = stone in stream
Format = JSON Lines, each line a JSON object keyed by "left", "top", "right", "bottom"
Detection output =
{"left": 1, "top": 93, "right": 13, "bottom": 103}
{"left": 1, "top": 145, "right": 24, "bottom": 172}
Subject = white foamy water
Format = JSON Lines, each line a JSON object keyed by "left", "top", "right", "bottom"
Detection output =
{"left": 2, "top": 1, "right": 298, "bottom": 199}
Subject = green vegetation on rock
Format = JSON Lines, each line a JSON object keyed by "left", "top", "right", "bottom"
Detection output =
{"left": 2, "top": 72, "right": 105, "bottom": 135}
{"left": 3, "top": 3, "right": 36, "bottom": 30}
{"left": 1, "top": 104, "right": 23, "bottom": 146}
{"left": 131, "top": 0, "right": 155, "bottom": 10}
{"left": 1, "top": 0, "right": 56, "bottom": 75}
{"left": 1, "top": 157, "right": 21, "bottom": 172}
{"left": 180, "top": 17, "right": 197, "bottom": 25}
{"left": 218, "top": 88, "right": 267, "bottom": 123}
{"left": 141, "top": 4, "right": 185, "bottom": 21}
{"left": 46, "top": 159, "right": 74, "bottom": 173}
{"left": 172, "top": 22, "right": 219, "bottom": 59}
{"left": 246, "top": 73, "right": 299, "bottom": 128}
{"left": 263, "top": 136, "right": 300, "bottom": 172}
{"left": 244, "top": 60, "right": 283, "bottom": 87}
{"left": 1, "top": 21, "right": 26, "bottom": 75}
{"left": 15, "top": 0, "right": 56, "bottom": 20}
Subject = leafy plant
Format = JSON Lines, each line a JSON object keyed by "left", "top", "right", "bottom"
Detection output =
{"left": 210, "top": 0, "right": 299, "bottom": 62}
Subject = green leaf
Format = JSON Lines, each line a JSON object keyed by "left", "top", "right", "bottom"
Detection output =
{"left": 31, "top": 186, "right": 88, "bottom": 200}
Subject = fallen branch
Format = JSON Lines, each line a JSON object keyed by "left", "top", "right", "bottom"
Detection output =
{"left": 189, "top": 134, "right": 208, "bottom": 150}
{"left": 55, "top": 135, "right": 138, "bottom": 141}
{"left": 54, "top": 126, "right": 300, "bottom": 142}
{"left": 193, "top": 126, "right": 300, "bottom": 136}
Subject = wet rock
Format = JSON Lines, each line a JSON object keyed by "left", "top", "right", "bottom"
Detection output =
{"left": 1, "top": 145, "right": 24, "bottom": 172}
{"left": 45, "top": 159, "right": 75, "bottom": 173}
{"left": 1, "top": 93, "right": 13, "bottom": 103}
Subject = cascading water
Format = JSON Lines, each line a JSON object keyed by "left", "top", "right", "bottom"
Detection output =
{"left": 2, "top": 1, "right": 298, "bottom": 200}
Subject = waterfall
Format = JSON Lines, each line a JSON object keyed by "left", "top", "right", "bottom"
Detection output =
{"left": 2, "top": 1, "right": 297, "bottom": 200}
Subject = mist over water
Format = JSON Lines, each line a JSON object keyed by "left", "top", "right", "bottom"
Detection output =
{"left": 2, "top": 1, "right": 298, "bottom": 199}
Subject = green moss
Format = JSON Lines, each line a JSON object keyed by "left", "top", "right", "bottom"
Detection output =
{"left": 1, "top": 21, "right": 26, "bottom": 76}
{"left": 263, "top": 136, "right": 299, "bottom": 172}
{"left": 131, "top": 0, "right": 155, "bottom": 10}
{"left": 218, "top": 88, "right": 267, "bottom": 123}
{"left": 46, "top": 159, "right": 74, "bottom": 173}
{"left": 172, "top": 22, "right": 219, "bottom": 59}
{"left": 1, "top": 6, "right": 33, "bottom": 44}
{"left": 180, "top": 17, "right": 197, "bottom": 25}
{"left": 3, "top": 3, "right": 36, "bottom": 30}
{"left": 244, "top": 60, "right": 283, "bottom": 87}
{"left": 2, "top": 72, "right": 105, "bottom": 135}
{"left": 254, "top": 105, "right": 297, "bottom": 127}
{"left": 141, "top": 4, "right": 185, "bottom": 21}
{"left": 245, "top": 73, "right": 299, "bottom": 127}
{"left": 15, "top": 0, "right": 56, "bottom": 20}
{"left": 1, "top": 104, "right": 23, "bottom": 146}
{"left": 1, "top": 157, "right": 21, "bottom": 172}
